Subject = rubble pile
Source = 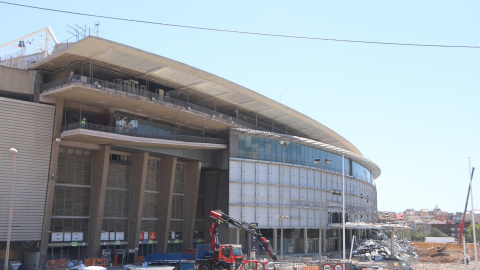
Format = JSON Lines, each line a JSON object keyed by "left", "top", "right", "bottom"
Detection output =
{"left": 351, "top": 229, "right": 418, "bottom": 263}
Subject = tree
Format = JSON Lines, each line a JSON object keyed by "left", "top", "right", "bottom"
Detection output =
{"left": 430, "top": 228, "right": 449, "bottom": 237}
{"left": 409, "top": 229, "right": 427, "bottom": 242}
{"left": 465, "top": 223, "right": 480, "bottom": 243}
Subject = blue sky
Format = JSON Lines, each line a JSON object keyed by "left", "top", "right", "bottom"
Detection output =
{"left": 2, "top": 1, "right": 480, "bottom": 213}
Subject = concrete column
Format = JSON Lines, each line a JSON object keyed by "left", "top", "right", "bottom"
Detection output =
{"left": 322, "top": 230, "right": 327, "bottom": 253}
{"left": 349, "top": 229, "right": 353, "bottom": 246}
{"left": 87, "top": 145, "right": 111, "bottom": 258}
{"left": 157, "top": 157, "right": 177, "bottom": 253}
{"left": 303, "top": 228, "right": 308, "bottom": 254}
{"left": 390, "top": 230, "right": 395, "bottom": 257}
{"left": 336, "top": 229, "right": 341, "bottom": 252}
{"left": 236, "top": 228, "right": 240, "bottom": 244}
{"left": 273, "top": 228, "right": 277, "bottom": 255}
{"left": 39, "top": 99, "right": 64, "bottom": 267}
{"left": 183, "top": 161, "right": 202, "bottom": 250}
{"left": 127, "top": 152, "right": 149, "bottom": 254}
{"left": 203, "top": 172, "right": 219, "bottom": 244}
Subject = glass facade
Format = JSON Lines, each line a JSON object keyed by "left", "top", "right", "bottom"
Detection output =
{"left": 234, "top": 134, "right": 373, "bottom": 183}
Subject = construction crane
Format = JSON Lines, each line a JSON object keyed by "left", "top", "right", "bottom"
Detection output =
{"left": 210, "top": 210, "right": 278, "bottom": 261}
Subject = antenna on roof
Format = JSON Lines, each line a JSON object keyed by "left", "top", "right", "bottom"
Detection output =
{"left": 94, "top": 21, "right": 100, "bottom": 37}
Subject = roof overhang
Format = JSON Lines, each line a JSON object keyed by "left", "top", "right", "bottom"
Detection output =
{"left": 29, "top": 36, "right": 363, "bottom": 155}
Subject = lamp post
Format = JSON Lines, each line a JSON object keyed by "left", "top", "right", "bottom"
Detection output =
{"left": 278, "top": 141, "right": 288, "bottom": 269}
{"left": 342, "top": 155, "right": 346, "bottom": 266}
{"left": 276, "top": 215, "right": 289, "bottom": 269}
{"left": 314, "top": 158, "right": 332, "bottom": 264}
{"left": 5, "top": 148, "right": 18, "bottom": 270}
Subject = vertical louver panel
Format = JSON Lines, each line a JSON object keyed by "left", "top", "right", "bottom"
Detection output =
{"left": 0, "top": 98, "right": 54, "bottom": 241}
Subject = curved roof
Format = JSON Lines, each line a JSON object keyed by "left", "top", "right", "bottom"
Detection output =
{"left": 30, "top": 36, "right": 363, "bottom": 155}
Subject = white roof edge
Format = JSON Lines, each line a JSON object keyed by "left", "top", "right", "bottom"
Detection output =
{"left": 29, "top": 36, "right": 362, "bottom": 155}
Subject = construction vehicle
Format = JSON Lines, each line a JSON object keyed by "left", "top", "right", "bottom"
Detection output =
{"left": 209, "top": 210, "right": 277, "bottom": 261}
{"left": 427, "top": 244, "right": 449, "bottom": 257}
{"left": 195, "top": 210, "right": 277, "bottom": 270}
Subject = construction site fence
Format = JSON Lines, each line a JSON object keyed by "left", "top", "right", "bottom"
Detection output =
{"left": 277, "top": 261, "right": 352, "bottom": 270}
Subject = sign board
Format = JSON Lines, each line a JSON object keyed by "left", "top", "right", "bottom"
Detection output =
{"left": 322, "top": 264, "right": 332, "bottom": 270}
{"left": 72, "top": 232, "right": 84, "bottom": 241}
{"left": 101, "top": 232, "right": 109, "bottom": 241}
{"left": 110, "top": 232, "right": 116, "bottom": 241}
{"left": 115, "top": 241, "right": 121, "bottom": 245}
{"left": 334, "top": 264, "right": 343, "bottom": 270}
{"left": 64, "top": 232, "right": 72, "bottom": 242}
{"left": 250, "top": 223, "right": 259, "bottom": 251}
{"left": 116, "top": 232, "right": 125, "bottom": 241}
{"left": 71, "top": 242, "right": 78, "bottom": 247}
{"left": 149, "top": 232, "right": 157, "bottom": 240}
{"left": 51, "top": 233, "right": 63, "bottom": 242}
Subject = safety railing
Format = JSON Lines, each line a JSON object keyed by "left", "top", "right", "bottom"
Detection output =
{"left": 63, "top": 122, "right": 227, "bottom": 145}
{"left": 41, "top": 75, "right": 290, "bottom": 134}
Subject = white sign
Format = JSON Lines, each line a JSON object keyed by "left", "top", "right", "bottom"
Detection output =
{"left": 64, "top": 232, "right": 72, "bottom": 242}
{"left": 334, "top": 264, "right": 343, "bottom": 270}
{"left": 72, "top": 232, "right": 84, "bottom": 241}
{"left": 51, "top": 233, "right": 63, "bottom": 242}
{"left": 116, "top": 232, "right": 125, "bottom": 241}
{"left": 101, "top": 232, "right": 109, "bottom": 241}
{"left": 110, "top": 232, "right": 116, "bottom": 240}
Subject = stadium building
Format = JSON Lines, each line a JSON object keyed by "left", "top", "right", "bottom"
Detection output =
{"left": 0, "top": 28, "right": 380, "bottom": 267}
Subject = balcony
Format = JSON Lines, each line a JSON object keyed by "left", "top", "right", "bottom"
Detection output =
{"left": 62, "top": 122, "right": 228, "bottom": 146}
{"left": 41, "top": 75, "right": 289, "bottom": 134}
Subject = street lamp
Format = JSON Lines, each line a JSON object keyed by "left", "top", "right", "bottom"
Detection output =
{"left": 276, "top": 215, "right": 289, "bottom": 269}
{"left": 278, "top": 141, "right": 288, "bottom": 269}
{"left": 5, "top": 148, "right": 18, "bottom": 270}
{"left": 314, "top": 158, "right": 332, "bottom": 264}
{"left": 342, "top": 155, "right": 346, "bottom": 266}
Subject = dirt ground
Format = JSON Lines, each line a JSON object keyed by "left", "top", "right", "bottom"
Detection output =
{"left": 350, "top": 242, "right": 480, "bottom": 269}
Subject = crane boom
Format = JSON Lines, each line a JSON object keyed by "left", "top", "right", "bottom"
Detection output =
{"left": 459, "top": 167, "right": 475, "bottom": 243}
{"left": 210, "top": 210, "right": 278, "bottom": 261}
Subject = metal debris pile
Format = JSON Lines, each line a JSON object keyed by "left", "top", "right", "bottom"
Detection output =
{"left": 352, "top": 229, "right": 418, "bottom": 262}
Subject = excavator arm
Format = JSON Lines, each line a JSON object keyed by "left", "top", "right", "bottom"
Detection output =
{"left": 210, "top": 210, "right": 278, "bottom": 261}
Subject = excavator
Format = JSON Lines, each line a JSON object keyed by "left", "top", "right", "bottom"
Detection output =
{"left": 428, "top": 243, "right": 448, "bottom": 257}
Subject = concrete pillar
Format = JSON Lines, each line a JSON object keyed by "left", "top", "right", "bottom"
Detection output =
{"left": 39, "top": 99, "right": 64, "bottom": 267}
{"left": 349, "top": 229, "right": 353, "bottom": 246}
{"left": 390, "top": 230, "right": 395, "bottom": 257}
{"left": 322, "top": 229, "right": 327, "bottom": 253}
{"left": 157, "top": 157, "right": 177, "bottom": 253}
{"left": 87, "top": 145, "right": 111, "bottom": 258}
{"left": 127, "top": 152, "right": 149, "bottom": 254}
{"left": 303, "top": 228, "right": 308, "bottom": 254}
{"left": 183, "top": 161, "right": 202, "bottom": 250}
{"left": 273, "top": 228, "right": 278, "bottom": 255}
{"left": 336, "top": 229, "right": 341, "bottom": 252}
{"left": 236, "top": 228, "right": 240, "bottom": 244}
{"left": 203, "top": 172, "right": 220, "bottom": 244}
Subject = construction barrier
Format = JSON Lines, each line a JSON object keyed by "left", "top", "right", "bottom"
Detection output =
{"left": 135, "top": 256, "right": 144, "bottom": 264}
{"left": 46, "top": 258, "right": 68, "bottom": 269}
{"left": 84, "top": 258, "right": 109, "bottom": 267}
{"left": 46, "top": 260, "right": 57, "bottom": 269}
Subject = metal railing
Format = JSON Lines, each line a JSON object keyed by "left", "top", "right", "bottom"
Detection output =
{"left": 62, "top": 122, "right": 227, "bottom": 145}
{"left": 41, "top": 75, "right": 289, "bottom": 134}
